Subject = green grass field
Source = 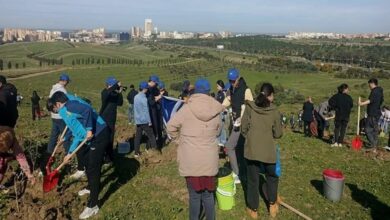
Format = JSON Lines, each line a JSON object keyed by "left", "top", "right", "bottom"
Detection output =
{"left": 0, "top": 42, "right": 389, "bottom": 220}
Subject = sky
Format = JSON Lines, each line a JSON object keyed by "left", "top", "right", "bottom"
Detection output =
{"left": 0, "top": 0, "right": 389, "bottom": 33}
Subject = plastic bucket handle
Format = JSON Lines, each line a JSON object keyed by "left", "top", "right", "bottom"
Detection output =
{"left": 217, "top": 184, "right": 236, "bottom": 197}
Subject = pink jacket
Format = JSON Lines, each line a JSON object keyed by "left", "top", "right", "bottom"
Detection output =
{"left": 0, "top": 126, "right": 33, "bottom": 183}
{"left": 167, "top": 94, "right": 223, "bottom": 177}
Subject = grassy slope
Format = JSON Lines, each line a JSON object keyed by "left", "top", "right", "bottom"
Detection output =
{"left": 7, "top": 67, "right": 390, "bottom": 220}
{"left": 1, "top": 42, "right": 389, "bottom": 219}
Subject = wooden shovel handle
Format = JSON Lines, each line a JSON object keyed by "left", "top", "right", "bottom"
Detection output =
{"left": 280, "top": 201, "right": 313, "bottom": 220}
{"left": 50, "top": 126, "right": 68, "bottom": 158}
{"left": 357, "top": 97, "right": 361, "bottom": 136}
{"left": 56, "top": 138, "right": 88, "bottom": 171}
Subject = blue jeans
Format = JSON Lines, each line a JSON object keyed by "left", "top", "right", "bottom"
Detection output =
{"left": 47, "top": 118, "right": 69, "bottom": 153}
{"left": 128, "top": 104, "right": 134, "bottom": 123}
{"left": 187, "top": 181, "right": 215, "bottom": 220}
{"left": 217, "top": 113, "right": 227, "bottom": 146}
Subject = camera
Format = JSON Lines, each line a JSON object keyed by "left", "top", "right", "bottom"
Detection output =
{"left": 120, "top": 86, "right": 128, "bottom": 92}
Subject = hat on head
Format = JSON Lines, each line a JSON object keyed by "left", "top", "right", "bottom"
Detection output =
{"left": 159, "top": 81, "right": 165, "bottom": 89}
{"left": 149, "top": 75, "right": 160, "bottom": 83}
{"left": 194, "top": 79, "right": 211, "bottom": 94}
{"left": 59, "top": 73, "right": 70, "bottom": 82}
{"left": 106, "top": 77, "right": 118, "bottom": 87}
{"left": 227, "top": 68, "right": 239, "bottom": 81}
{"left": 139, "top": 81, "right": 149, "bottom": 90}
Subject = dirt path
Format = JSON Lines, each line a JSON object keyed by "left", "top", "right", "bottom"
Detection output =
{"left": 7, "top": 67, "right": 68, "bottom": 81}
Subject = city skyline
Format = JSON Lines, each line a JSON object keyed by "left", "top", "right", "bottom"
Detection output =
{"left": 1, "top": 0, "right": 389, "bottom": 33}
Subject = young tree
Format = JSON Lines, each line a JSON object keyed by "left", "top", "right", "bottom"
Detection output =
{"left": 0, "top": 59, "right": 3, "bottom": 71}
{"left": 72, "top": 60, "right": 75, "bottom": 66}
{"left": 8, "top": 61, "right": 12, "bottom": 69}
{"left": 22, "top": 62, "right": 26, "bottom": 68}
{"left": 15, "top": 63, "right": 19, "bottom": 69}
{"left": 39, "top": 61, "right": 42, "bottom": 67}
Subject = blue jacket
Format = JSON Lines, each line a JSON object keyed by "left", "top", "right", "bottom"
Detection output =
{"left": 134, "top": 92, "right": 151, "bottom": 125}
{"left": 59, "top": 99, "right": 106, "bottom": 154}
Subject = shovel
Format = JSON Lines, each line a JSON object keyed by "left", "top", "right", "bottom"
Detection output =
{"left": 351, "top": 97, "right": 363, "bottom": 151}
{"left": 43, "top": 138, "right": 88, "bottom": 192}
{"left": 45, "top": 127, "right": 68, "bottom": 174}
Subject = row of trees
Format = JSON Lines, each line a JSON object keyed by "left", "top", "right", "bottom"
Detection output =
{"left": 27, "top": 53, "right": 64, "bottom": 67}
{"left": 0, "top": 59, "right": 26, "bottom": 71}
{"left": 162, "top": 36, "right": 390, "bottom": 69}
{"left": 70, "top": 57, "right": 187, "bottom": 67}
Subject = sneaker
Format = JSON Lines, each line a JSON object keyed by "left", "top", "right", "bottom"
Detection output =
{"left": 134, "top": 153, "right": 141, "bottom": 158}
{"left": 233, "top": 173, "right": 241, "bottom": 184}
{"left": 70, "top": 170, "right": 86, "bottom": 180}
{"left": 383, "top": 146, "right": 390, "bottom": 151}
{"left": 246, "top": 207, "right": 258, "bottom": 219}
{"left": 338, "top": 143, "right": 343, "bottom": 147}
{"left": 269, "top": 203, "right": 279, "bottom": 218}
{"left": 78, "top": 188, "right": 90, "bottom": 196}
{"left": 331, "top": 143, "right": 339, "bottom": 148}
{"left": 79, "top": 206, "right": 99, "bottom": 219}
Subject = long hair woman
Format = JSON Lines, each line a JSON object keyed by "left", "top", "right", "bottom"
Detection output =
{"left": 241, "top": 83, "right": 283, "bottom": 219}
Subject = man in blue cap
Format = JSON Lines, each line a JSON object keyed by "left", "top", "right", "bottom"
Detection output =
{"left": 222, "top": 68, "right": 254, "bottom": 184}
{"left": 147, "top": 74, "right": 164, "bottom": 149}
{"left": 41, "top": 73, "right": 72, "bottom": 175}
{"left": 133, "top": 81, "right": 157, "bottom": 157}
{"left": 99, "top": 77, "right": 123, "bottom": 163}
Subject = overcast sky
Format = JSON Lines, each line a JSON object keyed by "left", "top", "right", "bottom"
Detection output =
{"left": 1, "top": 0, "right": 389, "bottom": 33}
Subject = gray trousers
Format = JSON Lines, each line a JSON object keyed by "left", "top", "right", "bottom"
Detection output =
{"left": 225, "top": 129, "right": 241, "bottom": 175}
{"left": 365, "top": 116, "right": 380, "bottom": 148}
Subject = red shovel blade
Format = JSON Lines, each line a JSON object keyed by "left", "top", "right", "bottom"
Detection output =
{"left": 351, "top": 136, "right": 363, "bottom": 151}
{"left": 43, "top": 169, "right": 60, "bottom": 193}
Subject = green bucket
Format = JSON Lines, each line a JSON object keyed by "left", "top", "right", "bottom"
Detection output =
{"left": 216, "top": 171, "right": 236, "bottom": 210}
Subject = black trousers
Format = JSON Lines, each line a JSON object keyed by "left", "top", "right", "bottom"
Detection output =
{"left": 304, "top": 121, "right": 311, "bottom": 136}
{"left": 334, "top": 120, "right": 348, "bottom": 144}
{"left": 32, "top": 105, "right": 40, "bottom": 120}
{"left": 105, "top": 124, "right": 115, "bottom": 161}
{"left": 150, "top": 108, "right": 163, "bottom": 148}
{"left": 246, "top": 160, "right": 279, "bottom": 211}
{"left": 78, "top": 127, "right": 110, "bottom": 208}
{"left": 134, "top": 124, "right": 157, "bottom": 154}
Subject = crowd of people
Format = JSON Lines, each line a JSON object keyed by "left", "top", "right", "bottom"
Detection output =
{"left": 0, "top": 69, "right": 388, "bottom": 219}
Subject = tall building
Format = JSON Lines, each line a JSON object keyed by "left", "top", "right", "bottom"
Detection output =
{"left": 131, "top": 26, "right": 142, "bottom": 38}
{"left": 119, "top": 32, "right": 130, "bottom": 41}
{"left": 144, "top": 19, "right": 153, "bottom": 37}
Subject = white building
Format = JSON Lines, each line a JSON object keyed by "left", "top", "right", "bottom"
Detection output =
{"left": 144, "top": 19, "right": 153, "bottom": 37}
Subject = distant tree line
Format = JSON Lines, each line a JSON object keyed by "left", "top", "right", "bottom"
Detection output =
{"left": 0, "top": 59, "right": 27, "bottom": 71}
{"left": 162, "top": 36, "right": 390, "bottom": 70}
{"left": 27, "top": 53, "right": 63, "bottom": 67}
{"left": 70, "top": 56, "right": 187, "bottom": 67}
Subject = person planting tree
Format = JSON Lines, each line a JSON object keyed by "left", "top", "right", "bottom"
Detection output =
{"left": 47, "top": 91, "right": 109, "bottom": 219}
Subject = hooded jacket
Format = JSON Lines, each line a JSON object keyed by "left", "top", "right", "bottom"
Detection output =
{"left": 167, "top": 94, "right": 223, "bottom": 177}
{"left": 241, "top": 101, "right": 283, "bottom": 163}
{"left": 49, "top": 83, "right": 67, "bottom": 119}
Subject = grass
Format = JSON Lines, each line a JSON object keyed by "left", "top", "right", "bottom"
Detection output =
{"left": 0, "top": 42, "right": 389, "bottom": 219}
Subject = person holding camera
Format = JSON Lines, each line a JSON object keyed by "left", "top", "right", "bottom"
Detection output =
{"left": 222, "top": 68, "right": 254, "bottom": 184}
{"left": 99, "top": 77, "right": 124, "bottom": 163}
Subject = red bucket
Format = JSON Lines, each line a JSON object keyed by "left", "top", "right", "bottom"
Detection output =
{"left": 323, "top": 169, "right": 344, "bottom": 180}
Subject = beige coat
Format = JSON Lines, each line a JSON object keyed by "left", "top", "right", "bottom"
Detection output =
{"left": 167, "top": 94, "right": 223, "bottom": 177}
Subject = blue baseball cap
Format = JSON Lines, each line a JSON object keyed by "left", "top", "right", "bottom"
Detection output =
{"left": 227, "top": 68, "right": 239, "bottom": 81}
{"left": 194, "top": 79, "right": 211, "bottom": 94}
{"left": 159, "top": 81, "right": 165, "bottom": 89}
{"left": 59, "top": 73, "right": 70, "bottom": 81}
{"left": 106, "top": 77, "right": 118, "bottom": 87}
{"left": 139, "top": 81, "right": 149, "bottom": 90}
{"left": 149, "top": 75, "right": 160, "bottom": 83}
